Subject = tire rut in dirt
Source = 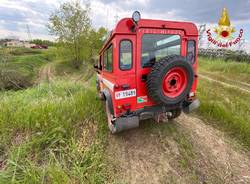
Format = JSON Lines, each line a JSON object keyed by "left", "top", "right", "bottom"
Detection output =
{"left": 176, "top": 114, "right": 250, "bottom": 184}
{"left": 107, "top": 121, "right": 202, "bottom": 184}
{"left": 106, "top": 115, "right": 250, "bottom": 184}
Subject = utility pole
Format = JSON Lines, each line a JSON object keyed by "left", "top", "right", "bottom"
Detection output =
{"left": 106, "top": 8, "right": 109, "bottom": 30}
{"left": 198, "top": 24, "right": 206, "bottom": 48}
{"left": 114, "top": 14, "right": 119, "bottom": 24}
{"left": 26, "top": 24, "right": 32, "bottom": 42}
{"left": 238, "top": 39, "right": 245, "bottom": 51}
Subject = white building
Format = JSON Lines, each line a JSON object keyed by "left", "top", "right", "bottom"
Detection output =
{"left": 6, "top": 40, "right": 35, "bottom": 48}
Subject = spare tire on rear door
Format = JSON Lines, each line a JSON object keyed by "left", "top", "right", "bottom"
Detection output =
{"left": 146, "top": 55, "right": 194, "bottom": 106}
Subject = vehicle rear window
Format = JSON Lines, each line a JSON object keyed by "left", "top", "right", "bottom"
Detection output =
{"left": 141, "top": 34, "right": 181, "bottom": 68}
{"left": 120, "top": 40, "right": 132, "bottom": 70}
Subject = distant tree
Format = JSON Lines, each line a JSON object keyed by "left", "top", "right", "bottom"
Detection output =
{"left": 48, "top": 0, "right": 91, "bottom": 69}
{"left": 88, "top": 27, "right": 108, "bottom": 61}
{"left": 31, "top": 39, "right": 54, "bottom": 46}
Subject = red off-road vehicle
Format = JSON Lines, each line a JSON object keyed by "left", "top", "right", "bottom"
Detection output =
{"left": 94, "top": 12, "right": 200, "bottom": 133}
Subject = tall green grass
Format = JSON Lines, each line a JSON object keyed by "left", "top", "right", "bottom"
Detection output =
{"left": 199, "top": 57, "right": 250, "bottom": 83}
{"left": 199, "top": 57, "right": 250, "bottom": 74}
{"left": 0, "top": 78, "right": 108, "bottom": 183}
{"left": 197, "top": 77, "right": 250, "bottom": 148}
{"left": 0, "top": 48, "right": 56, "bottom": 90}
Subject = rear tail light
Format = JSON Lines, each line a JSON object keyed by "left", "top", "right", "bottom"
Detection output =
{"left": 114, "top": 84, "right": 120, "bottom": 89}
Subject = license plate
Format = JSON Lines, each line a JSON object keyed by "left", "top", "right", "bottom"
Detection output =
{"left": 115, "top": 89, "right": 136, "bottom": 100}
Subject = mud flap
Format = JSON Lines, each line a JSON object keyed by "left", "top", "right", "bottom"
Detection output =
{"left": 183, "top": 99, "right": 200, "bottom": 114}
{"left": 110, "top": 116, "right": 139, "bottom": 134}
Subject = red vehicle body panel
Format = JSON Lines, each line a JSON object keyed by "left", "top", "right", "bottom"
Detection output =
{"left": 98, "top": 18, "right": 198, "bottom": 117}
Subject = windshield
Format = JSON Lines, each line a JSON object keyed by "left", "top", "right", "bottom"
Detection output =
{"left": 141, "top": 34, "right": 181, "bottom": 67}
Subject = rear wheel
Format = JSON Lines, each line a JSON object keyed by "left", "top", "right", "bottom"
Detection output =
{"left": 105, "top": 100, "right": 117, "bottom": 134}
{"left": 96, "top": 79, "right": 103, "bottom": 100}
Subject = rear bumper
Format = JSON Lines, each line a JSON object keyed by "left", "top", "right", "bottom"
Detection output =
{"left": 110, "top": 99, "right": 200, "bottom": 133}
{"left": 116, "top": 99, "right": 200, "bottom": 121}
{"left": 183, "top": 99, "right": 200, "bottom": 114}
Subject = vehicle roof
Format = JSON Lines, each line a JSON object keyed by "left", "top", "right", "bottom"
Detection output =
{"left": 100, "top": 18, "right": 198, "bottom": 54}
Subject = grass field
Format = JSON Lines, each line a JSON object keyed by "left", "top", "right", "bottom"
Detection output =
{"left": 197, "top": 57, "right": 250, "bottom": 148}
{"left": 199, "top": 57, "right": 250, "bottom": 83}
{"left": 0, "top": 48, "right": 110, "bottom": 183}
{"left": 0, "top": 51, "right": 250, "bottom": 183}
{"left": 0, "top": 48, "right": 56, "bottom": 90}
{"left": 0, "top": 78, "right": 109, "bottom": 183}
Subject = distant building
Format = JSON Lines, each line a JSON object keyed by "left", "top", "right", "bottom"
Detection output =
{"left": 0, "top": 39, "right": 35, "bottom": 48}
{"left": 0, "top": 39, "right": 8, "bottom": 47}
{"left": 6, "top": 40, "right": 22, "bottom": 47}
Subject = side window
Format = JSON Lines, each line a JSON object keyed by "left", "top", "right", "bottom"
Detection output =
{"left": 187, "top": 40, "right": 196, "bottom": 64}
{"left": 120, "top": 40, "right": 132, "bottom": 70}
{"left": 104, "top": 45, "right": 113, "bottom": 72}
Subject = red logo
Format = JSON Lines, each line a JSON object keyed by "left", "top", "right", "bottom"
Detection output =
{"left": 206, "top": 8, "right": 243, "bottom": 48}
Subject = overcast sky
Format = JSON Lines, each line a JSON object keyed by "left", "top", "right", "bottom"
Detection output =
{"left": 0, "top": 0, "right": 249, "bottom": 50}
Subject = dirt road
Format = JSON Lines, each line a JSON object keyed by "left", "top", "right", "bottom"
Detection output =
{"left": 106, "top": 114, "right": 250, "bottom": 184}
{"left": 37, "top": 63, "right": 54, "bottom": 83}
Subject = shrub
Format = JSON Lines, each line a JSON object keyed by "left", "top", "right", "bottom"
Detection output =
{"left": 0, "top": 70, "right": 32, "bottom": 90}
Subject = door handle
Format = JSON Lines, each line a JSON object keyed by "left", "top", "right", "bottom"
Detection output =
{"left": 141, "top": 74, "right": 147, "bottom": 82}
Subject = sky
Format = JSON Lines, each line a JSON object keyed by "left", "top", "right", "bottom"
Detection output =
{"left": 0, "top": 0, "right": 249, "bottom": 51}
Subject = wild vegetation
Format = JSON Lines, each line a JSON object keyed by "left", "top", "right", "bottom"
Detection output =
{"left": 197, "top": 57, "right": 250, "bottom": 148}
{"left": 199, "top": 49, "right": 250, "bottom": 63}
{"left": 0, "top": 75, "right": 109, "bottom": 183}
{"left": 199, "top": 57, "right": 250, "bottom": 83}
{"left": 31, "top": 39, "right": 54, "bottom": 47}
{"left": 0, "top": 48, "right": 55, "bottom": 90}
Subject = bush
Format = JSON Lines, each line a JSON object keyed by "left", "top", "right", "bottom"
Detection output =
{"left": 0, "top": 70, "right": 32, "bottom": 90}
{"left": 9, "top": 48, "right": 42, "bottom": 56}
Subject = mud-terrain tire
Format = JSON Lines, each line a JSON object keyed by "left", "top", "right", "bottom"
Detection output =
{"left": 105, "top": 100, "right": 117, "bottom": 134}
{"left": 146, "top": 55, "right": 194, "bottom": 105}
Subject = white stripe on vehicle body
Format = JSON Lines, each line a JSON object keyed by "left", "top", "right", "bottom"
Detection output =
{"left": 102, "top": 78, "right": 115, "bottom": 92}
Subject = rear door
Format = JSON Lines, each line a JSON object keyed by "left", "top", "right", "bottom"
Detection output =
{"left": 114, "top": 34, "right": 137, "bottom": 113}
{"left": 136, "top": 28, "right": 185, "bottom": 109}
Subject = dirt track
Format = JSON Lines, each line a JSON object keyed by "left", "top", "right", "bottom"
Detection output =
{"left": 199, "top": 74, "right": 250, "bottom": 93}
{"left": 106, "top": 114, "right": 250, "bottom": 184}
{"left": 37, "top": 63, "right": 54, "bottom": 83}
